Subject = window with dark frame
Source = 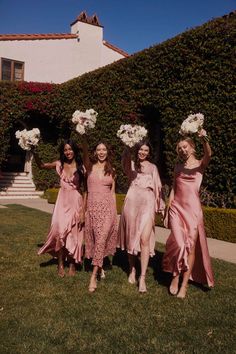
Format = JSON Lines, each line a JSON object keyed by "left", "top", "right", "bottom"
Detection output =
{"left": 1, "top": 58, "right": 24, "bottom": 81}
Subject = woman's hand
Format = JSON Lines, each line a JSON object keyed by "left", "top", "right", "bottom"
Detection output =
{"left": 198, "top": 128, "right": 208, "bottom": 139}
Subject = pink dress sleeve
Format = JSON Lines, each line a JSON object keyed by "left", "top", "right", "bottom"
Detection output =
{"left": 153, "top": 165, "right": 165, "bottom": 212}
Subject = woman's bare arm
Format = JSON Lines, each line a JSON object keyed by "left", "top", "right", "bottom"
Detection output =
{"left": 198, "top": 129, "right": 212, "bottom": 170}
{"left": 32, "top": 151, "right": 57, "bottom": 169}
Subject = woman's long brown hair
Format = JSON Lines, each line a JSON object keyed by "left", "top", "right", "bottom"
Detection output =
{"left": 88, "top": 141, "right": 116, "bottom": 177}
{"left": 134, "top": 140, "right": 152, "bottom": 173}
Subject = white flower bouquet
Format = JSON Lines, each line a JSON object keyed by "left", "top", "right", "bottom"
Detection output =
{"left": 15, "top": 128, "right": 41, "bottom": 151}
{"left": 117, "top": 124, "right": 148, "bottom": 147}
{"left": 179, "top": 113, "right": 204, "bottom": 136}
{"left": 72, "top": 108, "right": 98, "bottom": 134}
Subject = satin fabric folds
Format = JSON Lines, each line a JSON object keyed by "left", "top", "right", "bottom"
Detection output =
{"left": 118, "top": 160, "right": 164, "bottom": 256}
{"left": 162, "top": 164, "right": 214, "bottom": 287}
{"left": 38, "top": 161, "right": 84, "bottom": 263}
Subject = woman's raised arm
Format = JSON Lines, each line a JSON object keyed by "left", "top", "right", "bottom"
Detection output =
{"left": 32, "top": 150, "right": 57, "bottom": 169}
{"left": 198, "top": 129, "right": 212, "bottom": 170}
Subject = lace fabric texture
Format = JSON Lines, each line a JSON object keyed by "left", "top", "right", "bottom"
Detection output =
{"left": 85, "top": 171, "right": 118, "bottom": 267}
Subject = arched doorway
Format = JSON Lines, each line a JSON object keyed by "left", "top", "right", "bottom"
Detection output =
{"left": 1, "top": 121, "right": 27, "bottom": 172}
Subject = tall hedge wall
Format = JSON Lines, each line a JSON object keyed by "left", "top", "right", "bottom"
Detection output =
{"left": 0, "top": 12, "right": 235, "bottom": 206}
{"left": 60, "top": 11, "right": 235, "bottom": 203}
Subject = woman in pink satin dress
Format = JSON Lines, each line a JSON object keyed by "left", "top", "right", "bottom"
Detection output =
{"left": 118, "top": 141, "right": 164, "bottom": 293}
{"left": 83, "top": 141, "right": 117, "bottom": 292}
{"left": 35, "top": 140, "right": 85, "bottom": 277}
{"left": 162, "top": 129, "right": 214, "bottom": 298}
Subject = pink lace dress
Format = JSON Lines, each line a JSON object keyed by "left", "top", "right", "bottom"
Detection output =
{"left": 118, "top": 160, "right": 164, "bottom": 256}
{"left": 162, "top": 163, "right": 214, "bottom": 287}
{"left": 85, "top": 170, "right": 118, "bottom": 267}
{"left": 38, "top": 161, "right": 84, "bottom": 263}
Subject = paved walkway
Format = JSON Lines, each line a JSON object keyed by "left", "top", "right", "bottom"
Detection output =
{"left": 1, "top": 198, "right": 236, "bottom": 265}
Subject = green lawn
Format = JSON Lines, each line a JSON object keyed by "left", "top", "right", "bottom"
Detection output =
{"left": 0, "top": 205, "right": 235, "bottom": 354}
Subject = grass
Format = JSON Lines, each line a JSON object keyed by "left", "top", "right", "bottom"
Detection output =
{"left": 0, "top": 204, "right": 235, "bottom": 354}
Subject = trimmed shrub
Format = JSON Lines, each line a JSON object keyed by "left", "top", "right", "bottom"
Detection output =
{"left": 44, "top": 188, "right": 60, "bottom": 204}
{"left": 45, "top": 189, "right": 235, "bottom": 242}
{"left": 45, "top": 188, "right": 126, "bottom": 214}
{"left": 203, "top": 206, "right": 236, "bottom": 243}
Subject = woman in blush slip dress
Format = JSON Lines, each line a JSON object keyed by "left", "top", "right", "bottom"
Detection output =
{"left": 162, "top": 129, "right": 214, "bottom": 298}
{"left": 118, "top": 141, "right": 164, "bottom": 293}
{"left": 34, "top": 140, "right": 85, "bottom": 277}
{"left": 82, "top": 140, "right": 118, "bottom": 292}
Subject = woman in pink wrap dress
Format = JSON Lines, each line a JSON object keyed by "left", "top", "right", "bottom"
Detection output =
{"left": 118, "top": 141, "right": 164, "bottom": 293}
{"left": 162, "top": 129, "right": 214, "bottom": 298}
{"left": 35, "top": 140, "right": 85, "bottom": 277}
{"left": 83, "top": 141, "right": 118, "bottom": 292}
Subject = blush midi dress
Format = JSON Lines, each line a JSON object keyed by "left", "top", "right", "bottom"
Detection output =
{"left": 118, "top": 161, "right": 164, "bottom": 256}
{"left": 85, "top": 170, "right": 118, "bottom": 267}
{"left": 38, "top": 161, "right": 84, "bottom": 263}
{"left": 162, "top": 163, "right": 214, "bottom": 287}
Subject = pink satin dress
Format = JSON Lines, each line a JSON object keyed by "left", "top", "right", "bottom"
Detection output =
{"left": 85, "top": 170, "right": 118, "bottom": 267}
{"left": 118, "top": 160, "right": 164, "bottom": 256}
{"left": 162, "top": 163, "right": 214, "bottom": 287}
{"left": 38, "top": 161, "right": 84, "bottom": 263}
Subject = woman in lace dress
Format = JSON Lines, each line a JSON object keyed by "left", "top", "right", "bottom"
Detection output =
{"left": 162, "top": 129, "right": 214, "bottom": 298}
{"left": 118, "top": 141, "right": 164, "bottom": 293}
{"left": 82, "top": 140, "right": 117, "bottom": 292}
{"left": 34, "top": 140, "right": 85, "bottom": 277}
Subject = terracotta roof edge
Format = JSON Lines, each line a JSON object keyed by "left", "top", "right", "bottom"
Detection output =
{"left": 103, "top": 40, "right": 129, "bottom": 57}
{"left": 0, "top": 33, "right": 78, "bottom": 41}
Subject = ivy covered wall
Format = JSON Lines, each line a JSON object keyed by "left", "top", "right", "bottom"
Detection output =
{"left": 0, "top": 12, "right": 235, "bottom": 205}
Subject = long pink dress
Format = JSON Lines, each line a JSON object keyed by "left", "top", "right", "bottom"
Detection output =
{"left": 118, "top": 160, "right": 163, "bottom": 256}
{"left": 38, "top": 161, "right": 84, "bottom": 263}
{"left": 162, "top": 163, "right": 214, "bottom": 287}
{"left": 85, "top": 170, "right": 118, "bottom": 267}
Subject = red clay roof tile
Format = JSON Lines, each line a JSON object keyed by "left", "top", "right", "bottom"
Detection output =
{"left": 0, "top": 33, "right": 78, "bottom": 41}
{"left": 103, "top": 40, "right": 129, "bottom": 57}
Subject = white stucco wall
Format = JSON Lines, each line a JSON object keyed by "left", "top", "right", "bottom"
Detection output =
{"left": 0, "top": 38, "right": 79, "bottom": 83}
{"left": 0, "top": 20, "right": 127, "bottom": 84}
{"left": 101, "top": 44, "right": 125, "bottom": 66}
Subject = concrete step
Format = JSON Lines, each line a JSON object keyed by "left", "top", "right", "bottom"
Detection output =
{"left": 0, "top": 194, "right": 43, "bottom": 199}
{"left": 0, "top": 187, "right": 36, "bottom": 192}
{"left": 0, "top": 189, "right": 43, "bottom": 195}
{"left": 0, "top": 172, "right": 28, "bottom": 177}
{"left": 0, "top": 171, "right": 43, "bottom": 199}
{"left": 0, "top": 182, "right": 35, "bottom": 187}
{"left": 0, "top": 176, "right": 32, "bottom": 181}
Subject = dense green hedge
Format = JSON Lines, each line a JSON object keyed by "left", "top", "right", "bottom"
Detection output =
{"left": 0, "top": 12, "right": 235, "bottom": 204}
{"left": 203, "top": 207, "right": 236, "bottom": 243}
{"left": 45, "top": 188, "right": 236, "bottom": 242}
{"left": 59, "top": 11, "right": 236, "bottom": 202}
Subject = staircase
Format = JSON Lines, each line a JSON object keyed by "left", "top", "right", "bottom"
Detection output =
{"left": 0, "top": 172, "right": 43, "bottom": 199}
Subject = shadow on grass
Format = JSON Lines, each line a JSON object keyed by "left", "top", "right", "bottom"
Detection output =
{"left": 113, "top": 248, "right": 211, "bottom": 293}
{"left": 112, "top": 248, "right": 170, "bottom": 288}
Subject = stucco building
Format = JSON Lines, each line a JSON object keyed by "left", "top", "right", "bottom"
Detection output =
{"left": 0, "top": 11, "right": 128, "bottom": 84}
{"left": 0, "top": 12, "right": 128, "bottom": 198}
